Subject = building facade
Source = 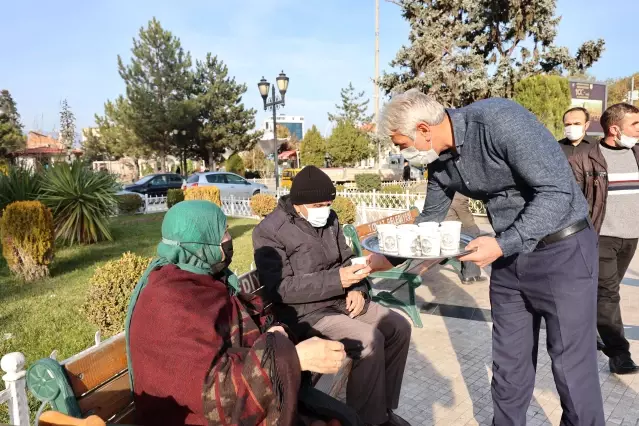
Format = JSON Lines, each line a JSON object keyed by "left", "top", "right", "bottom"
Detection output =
{"left": 261, "top": 115, "right": 305, "bottom": 141}
{"left": 11, "top": 131, "right": 82, "bottom": 169}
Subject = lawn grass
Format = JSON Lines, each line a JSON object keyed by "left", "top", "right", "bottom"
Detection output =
{"left": 0, "top": 213, "right": 258, "bottom": 422}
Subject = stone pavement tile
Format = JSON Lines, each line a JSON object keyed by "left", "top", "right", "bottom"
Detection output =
{"left": 392, "top": 311, "right": 639, "bottom": 425}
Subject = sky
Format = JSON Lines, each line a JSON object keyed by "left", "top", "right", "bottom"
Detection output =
{"left": 1, "top": 0, "right": 638, "bottom": 138}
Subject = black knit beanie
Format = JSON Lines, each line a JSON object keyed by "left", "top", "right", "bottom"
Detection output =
{"left": 290, "top": 166, "right": 336, "bottom": 205}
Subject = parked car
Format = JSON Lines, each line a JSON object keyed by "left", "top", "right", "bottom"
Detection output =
{"left": 184, "top": 172, "right": 268, "bottom": 198}
{"left": 124, "top": 173, "right": 185, "bottom": 197}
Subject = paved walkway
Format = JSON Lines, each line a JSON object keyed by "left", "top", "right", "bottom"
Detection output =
{"left": 371, "top": 218, "right": 639, "bottom": 425}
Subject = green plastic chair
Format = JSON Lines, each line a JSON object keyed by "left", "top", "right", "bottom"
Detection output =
{"left": 343, "top": 223, "right": 425, "bottom": 328}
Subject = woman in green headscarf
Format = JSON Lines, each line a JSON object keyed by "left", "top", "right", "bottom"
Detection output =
{"left": 126, "top": 200, "right": 356, "bottom": 426}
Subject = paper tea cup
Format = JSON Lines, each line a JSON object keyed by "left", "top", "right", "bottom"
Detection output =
{"left": 440, "top": 221, "right": 462, "bottom": 254}
{"left": 376, "top": 224, "right": 398, "bottom": 254}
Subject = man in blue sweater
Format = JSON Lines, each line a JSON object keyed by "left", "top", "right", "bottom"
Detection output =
{"left": 379, "top": 90, "right": 604, "bottom": 425}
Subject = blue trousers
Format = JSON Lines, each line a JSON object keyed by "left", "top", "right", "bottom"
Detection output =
{"left": 490, "top": 227, "right": 604, "bottom": 426}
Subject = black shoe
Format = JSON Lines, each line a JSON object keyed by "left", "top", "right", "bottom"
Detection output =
{"left": 609, "top": 355, "right": 639, "bottom": 375}
{"left": 461, "top": 276, "right": 487, "bottom": 284}
{"left": 597, "top": 336, "right": 605, "bottom": 351}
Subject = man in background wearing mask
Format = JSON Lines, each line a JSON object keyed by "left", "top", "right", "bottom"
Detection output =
{"left": 569, "top": 103, "right": 639, "bottom": 375}
{"left": 379, "top": 89, "right": 603, "bottom": 424}
{"left": 559, "top": 106, "right": 594, "bottom": 158}
{"left": 252, "top": 165, "right": 412, "bottom": 426}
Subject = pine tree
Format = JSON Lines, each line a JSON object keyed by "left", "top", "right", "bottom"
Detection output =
{"left": 0, "top": 90, "right": 26, "bottom": 158}
{"left": 59, "top": 99, "right": 76, "bottom": 159}
{"left": 300, "top": 125, "right": 326, "bottom": 167}
{"left": 94, "top": 97, "right": 151, "bottom": 179}
{"left": 328, "top": 83, "right": 373, "bottom": 126}
{"left": 514, "top": 75, "right": 571, "bottom": 139}
{"left": 326, "top": 121, "right": 372, "bottom": 167}
{"left": 117, "top": 18, "right": 194, "bottom": 171}
{"left": 381, "top": 0, "right": 605, "bottom": 107}
{"left": 192, "top": 53, "right": 262, "bottom": 169}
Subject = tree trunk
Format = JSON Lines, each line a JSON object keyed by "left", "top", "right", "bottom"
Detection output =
{"left": 160, "top": 150, "right": 167, "bottom": 172}
{"left": 131, "top": 157, "right": 141, "bottom": 182}
{"left": 208, "top": 149, "right": 216, "bottom": 171}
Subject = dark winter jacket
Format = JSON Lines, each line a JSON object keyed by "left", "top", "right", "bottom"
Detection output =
{"left": 569, "top": 140, "right": 639, "bottom": 234}
{"left": 252, "top": 196, "right": 368, "bottom": 337}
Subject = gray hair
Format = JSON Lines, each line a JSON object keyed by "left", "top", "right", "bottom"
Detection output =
{"left": 378, "top": 89, "right": 446, "bottom": 139}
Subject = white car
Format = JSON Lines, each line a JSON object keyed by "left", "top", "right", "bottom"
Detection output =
{"left": 184, "top": 172, "right": 268, "bottom": 198}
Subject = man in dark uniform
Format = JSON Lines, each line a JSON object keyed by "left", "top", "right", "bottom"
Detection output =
{"left": 402, "top": 159, "right": 411, "bottom": 182}
{"left": 379, "top": 89, "right": 604, "bottom": 425}
{"left": 559, "top": 106, "right": 594, "bottom": 158}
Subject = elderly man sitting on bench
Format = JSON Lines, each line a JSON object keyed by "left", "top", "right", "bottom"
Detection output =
{"left": 253, "top": 166, "right": 412, "bottom": 426}
{"left": 126, "top": 200, "right": 357, "bottom": 426}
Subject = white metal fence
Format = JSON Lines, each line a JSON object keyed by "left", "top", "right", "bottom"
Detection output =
{"left": 133, "top": 190, "right": 425, "bottom": 224}
{"left": 0, "top": 352, "right": 29, "bottom": 426}
{"left": 129, "top": 190, "right": 491, "bottom": 222}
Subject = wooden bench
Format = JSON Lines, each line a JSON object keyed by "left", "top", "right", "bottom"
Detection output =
{"left": 26, "top": 269, "right": 349, "bottom": 425}
{"left": 343, "top": 207, "right": 466, "bottom": 328}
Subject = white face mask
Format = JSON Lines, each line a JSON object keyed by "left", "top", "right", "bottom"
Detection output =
{"left": 616, "top": 132, "right": 639, "bottom": 149}
{"left": 564, "top": 125, "right": 585, "bottom": 142}
{"left": 305, "top": 206, "right": 331, "bottom": 228}
{"left": 401, "top": 146, "right": 439, "bottom": 167}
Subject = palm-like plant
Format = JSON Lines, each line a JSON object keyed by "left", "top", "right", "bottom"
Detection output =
{"left": 40, "top": 161, "right": 118, "bottom": 244}
{"left": 0, "top": 166, "right": 42, "bottom": 213}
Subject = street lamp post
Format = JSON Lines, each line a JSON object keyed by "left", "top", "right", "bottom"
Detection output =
{"left": 258, "top": 71, "right": 289, "bottom": 189}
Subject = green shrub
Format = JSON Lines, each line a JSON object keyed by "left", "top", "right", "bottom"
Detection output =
{"left": 226, "top": 153, "right": 245, "bottom": 176}
{"left": 0, "top": 166, "right": 42, "bottom": 214}
{"left": 83, "top": 252, "right": 152, "bottom": 336}
{"left": 167, "top": 189, "right": 185, "bottom": 208}
{"left": 250, "top": 194, "right": 277, "bottom": 217}
{"left": 382, "top": 184, "right": 405, "bottom": 194}
{"left": 40, "top": 161, "right": 118, "bottom": 245}
{"left": 184, "top": 186, "right": 221, "bottom": 206}
{"left": 117, "top": 194, "right": 144, "bottom": 214}
{"left": 335, "top": 184, "right": 345, "bottom": 192}
{"left": 0, "top": 201, "right": 55, "bottom": 281}
{"left": 332, "top": 196, "right": 356, "bottom": 224}
{"left": 355, "top": 173, "right": 381, "bottom": 192}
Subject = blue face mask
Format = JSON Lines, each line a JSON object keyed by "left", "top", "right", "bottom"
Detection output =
{"left": 401, "top": 146, "right": 439, "bottom": 167}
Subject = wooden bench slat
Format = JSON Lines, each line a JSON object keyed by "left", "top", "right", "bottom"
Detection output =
{"left": 77, "top": 373, "right": 132, "bottom": 421}
{"left": 65, "top": 334, "right": 128, "bottom": 396}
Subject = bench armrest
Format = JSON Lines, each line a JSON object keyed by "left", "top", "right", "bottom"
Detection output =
{"left": 27, "top": 358, "right": 82, "bottom": 418}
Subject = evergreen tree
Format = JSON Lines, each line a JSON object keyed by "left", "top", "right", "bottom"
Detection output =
{"left": 59, "top": 99, "right": 76, "bottom": 159}
{"left": 117, "top": 18, "right": 193, "bottom": 171}
{"left": 0, "top": 90, "right": 26, "bottom": 158}
{"left": 193, "top": 53, "right": 262, "bottom": 169}
{"left": 94, "top": 97, "right": 151, "bottom": 179}
{"left": 225, "top": 153, "right": 245, "bottom": 176}
{"left": 300, "top": 125, "right": 326, "bottom": 167}
{"left": 326, "top": 121, "right": 372, "bottom": 167}
{"left": 381, "top": 0, "right": 605, "bottom": 107}
{"left": 328, "top": 82, "right": 373, "bottom": 126}
{"left": 514, "top": 75, "right": 571, "bottom": 139}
